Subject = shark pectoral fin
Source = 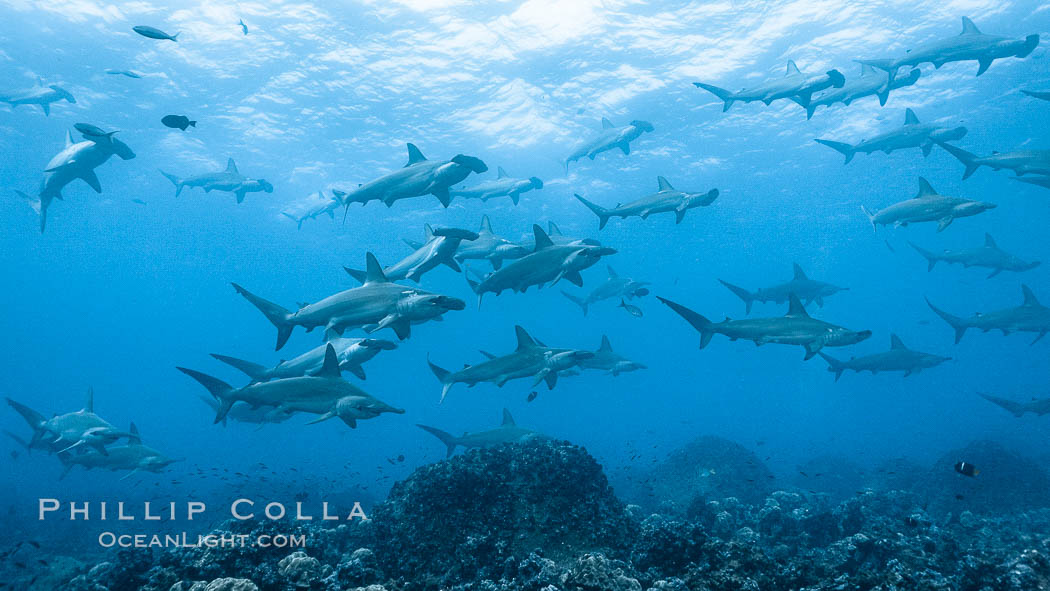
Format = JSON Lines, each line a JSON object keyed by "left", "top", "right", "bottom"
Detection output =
{"left": 432, "top": 187, "right": 452, "bottom": 207}
{"left": 41, "top": 103, "right": 50, "bottom": 116}
{"left": 921, "top": 142, "right": 933, "bottom": 157}
{"left": 348, "top": 365, "right": 367, "bottom": 380}
{"left": 1031, "top": 331, "right": 1047, "bottom": 345}
{"left": 235, "top": 189, "right": 247, "bottom": 204}
{"left": 619, "top": 142, "right": 630, "bottom": 155}
{"left": 564, "top": 270, "right": 584, "bottom": 287}
{"left": 976, "top": 58, "right": 992, "bottom": 76}
{"left": 443, "top": 258, "right": 462, "bottom": 273}
{"left": 674, "top": 207, "right": 687, "bottom": 224}
{"left": 307, "top": 411, "right": 336, "bottom": 425}
{"left": 903, "top": 369, "right": 914, "bottom": 377}
{"left": 936, "top": 217, "right": 953, "bottom": 232}
{"left": 57, "top": 440, "right": 85, "bottom": 455}
{"left": 82, "top": 170, "right": 102, "bottom": 193}
{"left": 987, "top": 268, "right": 1002, "bottom": 279}
{"left": 389, "top": 318, "right": 411, "bottom": 340}
{"left": 815, "top": 296, "right": 824, "bottom": 307}
{"left": 544, "top": 371, "right": 558, "bottom": 390}
{"left": 803, "top": 342, "right": 823, "bottom": 360}
{"left": 118, "top": 469, "right": 139, "bottom": 481}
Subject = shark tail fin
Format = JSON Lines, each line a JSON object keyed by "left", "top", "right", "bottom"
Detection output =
{"left": 925, "top": 298, "right": 968, "bottom": 344}
{"left": 4, "top": 430, "right": 31, "bottom": 451}
{"left": 159, "top": 170, "right": 183, "bottom": 197}
{"left": 210, "top": 354, "right": 269, "bottom": 382}
{"left": 230, "top": 283, "right": 295, "bottom": 350}
{"left": 978, "top": 392, "right": 1027, "bottom": 418}
{"left": 937, "top": 143, "right": 980, "bottom": 180}
{"left": 657, "top": 296, "right": 715, "bottom": 348}
{"left": 427, "top": 356, "right": 455, "bottom": 403}
{"left": 5, "top": 398, "right": 45, "bottom": 431}
{"left": 909, "top": 242, "right": 939, "bottom": 271}
{"left": 693, "top": 82, "right": 735, "bottom": 112}
{"left": 574, "top": 194, "right": 610, "bottom": 230}
{"left": 861, "top": 205, "right": 877, "bottom": 234}
{"left": 176, "top": 367, "right": 235, "bottom": 423}
{"left": 16, "top": 190, "right": 48, "bottom": 232}
{"left": 855, "top": 59, "right": 898, "bottom": 81}
{"left": 817, "top": 352, "right": 846, "bottom": 382}
{"left": 814, "top": 139, "right": 855, "bottom": 164}
{"left": 417, "top": 424, "right": 458, "bottom": 458}
{"left": 717, "top": 279, "right": 755, "bottom": 314}
{"left": 561, "top": 290, "right": 588, "bottom": 315}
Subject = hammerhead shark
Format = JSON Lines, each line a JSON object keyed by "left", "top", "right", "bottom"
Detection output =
{"left": 0, "top": 82, "right": 75, "bottom": 115}
{"left": 17, "top": 129, "right": 135, "bottom": 232}
{"left": 694, "top": 60, "right": 845, "bottom": 111}
{"left": 927, "top": 285, "right": 1050, "bottom": 344}
{"left": 574, "top": 177, "right": 718, "bottom": 229}
{"left": 910, "top": 234, "right": 1040, "bottom": 278}
{"left": 818, "top": 334, "right": 951, "bottom": 380}
{"left": 815, "top": 109, "right": 967, "bottom": 163}
{"left": 858, "top": 17, "right": 1039, "bottom": 80}
{"left": 658, "top": 293, "right": 871, "bottom": 360}
{"left": 417, "top": 409, "right": 547, "bottom": 457}
{"left": 6, "top": 388, "right": 131, "bottom": 455}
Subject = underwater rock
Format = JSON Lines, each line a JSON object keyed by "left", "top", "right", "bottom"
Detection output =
{"left": 561, "top": 552, "right": 642, "bottom": 591}
{"left": 370, "top": 439, "right": 632, "bottom": 584}
{"left": 630, "top": 514, "right": 706, "bottom": 578}
{"left": 277, "top": 551, "right": 321, "bottom": 587}
{"left": 929, "top": 440, "right": 1050, "bottom": 514}
{"left": 203, "top": 578, "right": 260, "bottom": 591}
{"left": 646, "top": 436, "right": 774, "bottom": 509}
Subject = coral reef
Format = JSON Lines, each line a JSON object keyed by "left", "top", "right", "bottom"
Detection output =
{"left": 24, "top": 438, "right": 1050, "bottom": 591}
{"left": 644, "top": 435, "right": 775, "bottom": 509}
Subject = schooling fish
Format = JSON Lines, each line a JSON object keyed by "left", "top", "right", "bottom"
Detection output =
{"left": 619, "top": 299, "right": 643, "bottom": 317}
{"left": 133, "top": 26, "right": 179, "bottom": 42}
{"left": 161, "top": 115, "right": 196, "bottom": 130}
{"left": 954, "top": 461, "right": 979, "bottom": 477}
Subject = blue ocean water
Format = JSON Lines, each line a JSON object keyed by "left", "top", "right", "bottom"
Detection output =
{"left": 1, "top": 0, "right": 1049, "bottom": 557}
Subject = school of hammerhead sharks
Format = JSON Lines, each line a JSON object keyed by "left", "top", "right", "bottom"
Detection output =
{"left": 6, "top": 16, "right": 1050, "bottom": 478}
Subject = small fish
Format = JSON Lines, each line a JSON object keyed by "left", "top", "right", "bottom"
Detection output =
{"left": 527, "top": 391, "right": 538, "bottom": 402}
{"left": 955, "top": 494, "right": 965, "bottom": 500}
{"left": 74, "top": 123, "right": 117, "bottom": 139}
{"left": 133, "top": 26, "right": 179, "bottom": 42}
{"left": 161, "top": 115, "right": 196, "bottom": 130}
{"left": 619, "top": 298, "right": 643, "bottom": 317}
{"left": 131, "top": 199, "right": 147, "bottom": 205}
{"left": 14, "top": 562, "right": 25, "bottom": 569}
{"left": 954, "top": 461, "right": 979, "bottom": 477}
{"left": 37, "top": 559, "right": 48, "bottom": 566}
{"left": 105, "top": 69, "right": 142, "bottom": 78}
{"left": 397, "top": 454, "right": 405, "bottom": 462}
{"left": 239, "top": 19, "right": 248, "bottom": 35}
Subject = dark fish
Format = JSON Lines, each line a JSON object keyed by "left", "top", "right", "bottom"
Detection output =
{"left": 14, "top": 562, "right": 25, "bottom": 569}
{"left": 397, "top": 454, "right": 405, "bottom": 462}
{"left": 74, "top": 123, "right": 116, "bottom": 139}
{"left": 161, "top": 115, "right": 196, "bottom": 130}
{"left": 955, "top": 494, "right": 965, "bottom": 500}
{"left": 619, "top": 298, "right": 643, "bottom": 317}
{"left": 954, "top": 461, "right": 979, "bottom": 477}
{"left": 527, "top": 391, "right": 538, "bottom": 402}
{"left": 133, "top": 26, "right": 179, "bottom": 42}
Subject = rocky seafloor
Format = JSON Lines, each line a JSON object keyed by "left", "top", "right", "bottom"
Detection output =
{"left": 9, "top": 438, "right": 1050, "bottom": 591}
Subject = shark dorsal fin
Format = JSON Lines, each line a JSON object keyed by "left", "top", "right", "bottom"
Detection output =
{"left": 960, "top": 16, "right": 981, "bottom": 36}
{"left": 317, "top": 343, "right": 341, "bottom": 377}
{"left": 226, "top": 158, "right": 238, "bottom": 173}
{"left": 533, "top": 225, "right": 554, "bottom": 251}
{"left": 607, "top": 265, "right": 618, "bottom": 278}
{"left": 786, "top": 294, "right": 809, "bottom": 317}
{"left": 860, "top": 63, "right": 875, "bottom": 76}
{"left": 657, "top": 176, "right": 674, "bottom": 191}
{"left": 405, "top": 143, "right": 426, "bottom": 166}
{"left": 479, "top": 349, "right": 496, "bottom": 359}
{"left": 424, "top": 223, "right": 434, "bottom": 241}
{"left": 479, "top": 215, "right": 493, "bottom": 234}
{"left": 786, "top": 60, "right": 801, "bottom": 76}
{"left": 547, "top": 221, "right": 562, "bottom": 236}
{"left": 916, "top": 177, "right": 939, "bottom": 197}
{"left": 984, "top": 233, "right": 997, "bottom": 248}
{"left": 890, "top": 333, "right": 907, "bottom": 350}
{"left": 792, "top": 263, "right": 808, "bottom": 280}
{"left": 601, "top": 117, "right": 615, "bottom": 129}
{"left": 316, "top": 190, "right": 325, "bottom": 200}
{"left": 904, "top": 109, "right": 919, "bottom": 125}
{"left": 497, "top": 166, "right": 508, "bottom": 179}
{"left": 85, "top": 387, "right": 94, "bottom": 412}
{"left": 65, "top": 130, "right": 75, "bottom": 148}
{"left": 501, "top": 408, "right": 515, "bottom": 426}
{"left": 1022, "top": 284, "right": 1041, "bottom": 307}
{"left": 128, "top": 422, "right": 141, "bottom": 445}
{"left": 599, "top": 335, "right": 613, "bottom": 352}
{"left": 364, "top": 252, "right": 389, "bottom": 284}
{"left": 514, "top": 325, "right": 537, "bottom": 350}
